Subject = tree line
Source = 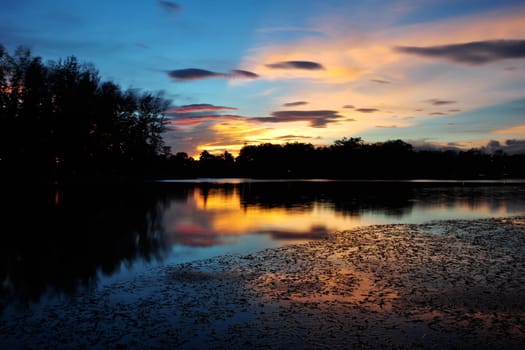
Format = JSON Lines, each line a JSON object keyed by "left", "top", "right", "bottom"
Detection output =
{"left": 1, "top": 45, "right": 524, "bottom": 182}
{"left": 168, "top": 138, "right": 525, "bottom": 179}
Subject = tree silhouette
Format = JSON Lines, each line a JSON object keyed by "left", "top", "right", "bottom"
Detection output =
{"left": 0, "top": 44, "right": 170, "bottom": 182}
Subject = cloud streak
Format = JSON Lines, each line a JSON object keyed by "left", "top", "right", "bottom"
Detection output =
{"left": 283, "top": 101, "right": 308, "bottom": 107}
{"left": 426, "top": 99, "right": 456, "bottom": 105}
{"left": 266, "top": 60, "right": 324, "bottom": 70}
{"left": 254, "top": 110, "right": 343, "bottom": 127}
{"left": 395, "top": 40, "right": 525, "bottom": 65}
{"left": 165, "top": 104, "right": 238, "bottom": 114}
{"left": 158, "top": 1, "right": 181, "bottom": 12}
{"left": 355, "top": 108, "right": 379, "bottom": 113}
{"left": 167, "top": 114, "right": 246, "bottom": 127}
{"left": 167, "top": 68, "right": 258, "bottom": 81}
{"left": 230, "top": 69, "right": 259, "bottom": 79}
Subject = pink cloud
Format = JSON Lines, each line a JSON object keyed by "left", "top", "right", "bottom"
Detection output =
{"left": 168, "top": 114, "right": 246, "bottom": 127}
{"left": 165, "top": 104, "right": 238, "bottom": 114}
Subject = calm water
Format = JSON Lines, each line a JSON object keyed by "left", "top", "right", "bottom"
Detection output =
{"left": 1, "top": 179, "right": 525, "bottom": 311}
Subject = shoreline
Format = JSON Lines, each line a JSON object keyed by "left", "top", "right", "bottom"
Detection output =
{"left": 2, "top": 216, "right": 525, "bottom": 349}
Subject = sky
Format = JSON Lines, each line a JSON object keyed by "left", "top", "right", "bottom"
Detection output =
{"left": 1, "top": 0, "right": 525, "bottom": 157}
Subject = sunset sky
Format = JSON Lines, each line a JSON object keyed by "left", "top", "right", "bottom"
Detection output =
{"left": 2, "top": 0, "right": 525, "bottom": 157}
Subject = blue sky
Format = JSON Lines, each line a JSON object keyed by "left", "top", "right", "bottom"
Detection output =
{"left": 2, "top": 0, "right": 525, "bottom": 156}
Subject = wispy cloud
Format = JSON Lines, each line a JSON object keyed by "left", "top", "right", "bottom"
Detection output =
{"left": 274, "top": 134, "right": 315, "bottom": 140}
{"left": 491, "top": 123, "right": 525, "bottom": 136}
{"left": 167, "top": 68, "right": 258, "bottom": 81}
{"left": 342, "top": 105, "right": 354, "bottom": 109}
{"left": 283, "top": 101, "right": 308, "bottom": 107}
{"left": 426, "top": 99, "right": 457, "bottom": 105}
{"left": 395, "top": 40, "right": 525, "bottom": 65}
{"left": 376, "top": 125, "right": 397, "bottom": 128}
{"left": 158, "top": 1, "right": 181, "bottom": 12}
{"left": 371, "top": 79, "right": 391, "bottom": 84}
{"left": 167, "top": 68, "right": 223, "bottom": 80}
{"left": 230, "top": 69, "right": 259, "bottom": 79}
{"left": 167, "top": 114, "right": 246, "bottom": 127}
{"left": 355, "top": 108, "right": 379, "bottom": 113}
{"left": 254, "top": 110, "right": 343, "bottom": 127}
{"left": 266, "top": 60, "right": 324, "bottom": 70}
{"left": 165, "top": 104, "right": 238, "bottom": 114}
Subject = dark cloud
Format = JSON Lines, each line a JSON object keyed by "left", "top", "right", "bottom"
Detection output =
{"left": 167, "top": 68, "right": 259, "bottom": 81}
{"left": 343, "top": 105, "right": 354, "bottom": 109}
{"left": 265, "top": 60, "right": 324, "bottom": 70}
{"left": 395, "top": 39, "right": 525, "bottom": 65}
{"left": 167, "top": 68, "right": 224, "bottom": 80}
{"left": 158, "top": 1, "right": 181, "bottom": 12}
{"left": 165, "top": 104, "right": 238, "bottom": 115}
{"left": 430, "top": 112, "right": 447, "bottom": 116}
{"left": 426, "top": 98, "right": 456, "bottom": 105}
{"left": 482, "top": 139, "right": 525, "bottom": 155}
{"left": 371, "top": 79, "right": 391, "bottom": 84}
{"left": 229, "top": 69, "right": 259, "bottom": 79}
{"left": 356, "top": 108, "right": 379, "bottom": 113}
{"left": 448, "top": 109, "right": 462, "bottom": 113}
{"left": 254, "top": 110, "right": 342, "bottom": 127}
{"left": 283, "top": 101, "right": 308, "bottom": 107}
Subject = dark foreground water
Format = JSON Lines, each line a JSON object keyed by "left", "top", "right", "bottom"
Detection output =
{"left": 1, "top": 179, "right": 525, "bottom": 313}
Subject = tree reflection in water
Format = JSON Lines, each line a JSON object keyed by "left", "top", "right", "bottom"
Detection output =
{"left": 0, "top": 183, "right": 169, "bottom": 306}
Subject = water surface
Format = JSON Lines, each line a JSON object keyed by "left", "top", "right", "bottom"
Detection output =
{"left": 1, "top": 179, "right": 524, "bottom": 311}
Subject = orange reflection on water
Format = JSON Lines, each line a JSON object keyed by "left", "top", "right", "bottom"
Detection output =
{"left": 163, "top": 186, "right": 366, "bottom": 246}
{"left": 194, "top": 187, "right": 241, "bottom": 211}
{"left": 253, "top": 264, "right": 398, "bottom": 311}
{"left": 162, "top": 187, "right": 366, "bottom": 244}
{"left": 162, "top": 184, "right": 524, "bottom": 248}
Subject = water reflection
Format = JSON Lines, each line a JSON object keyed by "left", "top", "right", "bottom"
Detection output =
{"left": 0, "top": 184, "right": 169, "bottom": 308}
{"left": 1, "top": 181, "right": 525, "bottom": 307}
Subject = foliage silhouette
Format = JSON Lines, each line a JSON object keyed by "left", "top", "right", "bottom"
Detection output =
{"left": 0, "top": 45, "right": 170, "bottom": 182}
{"left": 227, "top": 140, "right": 524, "bottom": 180}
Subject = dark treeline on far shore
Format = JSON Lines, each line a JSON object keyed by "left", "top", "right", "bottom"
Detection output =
{"left": 1, "top": 45, "right": 524, "bottom": 183}
{"left": 174, "top": 139, "right": 525, "bottom": 179}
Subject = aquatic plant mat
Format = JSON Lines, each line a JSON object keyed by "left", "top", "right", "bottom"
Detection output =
{"left": 2, "top": 216, "right": 525, "bottom": 349}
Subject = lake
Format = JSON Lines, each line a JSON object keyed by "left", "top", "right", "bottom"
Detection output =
{"left": 1, "top": 179, "right": 525, "bottom": 312}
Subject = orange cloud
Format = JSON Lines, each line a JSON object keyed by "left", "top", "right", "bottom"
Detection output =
{"left": 492, "top": 124, "right": 525, "bottom": 136}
